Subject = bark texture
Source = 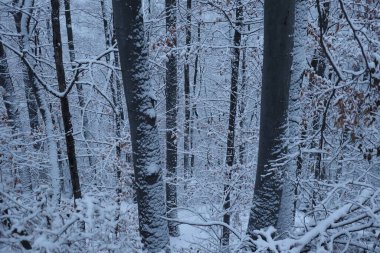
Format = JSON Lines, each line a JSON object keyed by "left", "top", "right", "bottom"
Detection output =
{"left": 247, "top": 0, "right": 295, "bottom": 237}
{"left": 183, "top": 0, "right": 192, "bottom": 179}
{"left": 112, "top": 0, "right": 170, "bottom": 251}
{"left": 277, "top": 0, "right": 307, "bottom": 236}
{"left": 165, "top": 0, "right": 179, "bottom": 237}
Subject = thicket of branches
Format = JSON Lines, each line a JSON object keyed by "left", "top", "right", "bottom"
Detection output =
{"left": 0, "top": 0, "right": 379, "bottom": 252}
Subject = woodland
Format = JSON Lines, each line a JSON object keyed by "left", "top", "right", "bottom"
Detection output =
{"left": 0, "top": 0, "right": 379, "bottom": 252}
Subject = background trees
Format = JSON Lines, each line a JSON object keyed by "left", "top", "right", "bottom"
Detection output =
{"left": 0, "top": 0, "right": 378, "bottom": 252}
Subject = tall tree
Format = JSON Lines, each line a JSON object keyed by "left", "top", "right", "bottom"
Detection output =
{"left": 221, "top": 0, "right": 242, "bottom": 249}
{"left": 50, "top": 0, "right": 82, "bottom": 200}
{"left": 183, "top": 0, "right": 192, "bottom": 179}
{"left": 112, "top": 0, "right": 170, "bottom": 251}
{"left": 277, "top": 0, "right": 308, "bottom": 235}
{"left": 312, "top": 1, "right": 330, "bottom": 181}
{"left": 63, "top": 0, "right": 94, "bottom": 168}
{"left": 247, "top": 0, "right": 295, "bottom": 239}
{"left": 165, "top": 0, "right": 179, "bottom": 237}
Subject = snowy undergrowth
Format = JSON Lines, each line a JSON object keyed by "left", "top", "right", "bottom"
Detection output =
{"left": 0, "top": 187, "right": 141, "bottom": 253}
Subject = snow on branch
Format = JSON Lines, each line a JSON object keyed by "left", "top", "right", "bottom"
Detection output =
{"left": 0, "top": 39, "right": 117, "bottom": 98}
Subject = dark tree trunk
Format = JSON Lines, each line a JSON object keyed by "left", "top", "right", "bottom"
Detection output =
{"left": 190, "top": 20, "right": 201, "bottom": 169}
{"left": 184, "top": 0, "right": 192, "bottom": 180}
{"left": 238, "top": 37, "right": 247, "bottom": 166}
{"left": 64, "top": 0, "right": 94, "bottom": 169}
{"left": 51, "top": 0, "right": 82, "bottom": 200}
{"left": 112, "top": 0, "right": 170, "bottom": 251}
{"left": 247, "top": 0, "right": 295, "bottom": 239}
{"left": 165, "top": 0, "right": 180, "bottom": 237}
{"left": 221, "top": 0, "right": 242, "bottom": 249}
{"left": 311, "top": 1, "right": 330, "bottom": 181}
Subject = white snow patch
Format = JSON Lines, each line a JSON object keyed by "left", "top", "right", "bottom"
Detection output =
{"left": 146, "top": 163, "right": 159, "bottom": 176}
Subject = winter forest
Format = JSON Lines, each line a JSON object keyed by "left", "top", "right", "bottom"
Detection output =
{"left": 0, "top": 0, "right": 379, "bottom": 252}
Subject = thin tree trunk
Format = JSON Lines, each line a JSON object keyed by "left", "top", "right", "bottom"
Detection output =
{"left": 312, "top": 1, "right": 330, "bottom": 181}
{"left": 51, "top": 0, "right": 82, "bottom": 200}
{"left": 221, "top": 1, "right": 242, "bottom": 249}
{"left": 247, "top": 0, "right": 295, "bottom": 240}
{"left": 165, "top": 0, "right": 179, "bottom": 237}
{"left": 112, "top": 0, "right": 170, "bottom": 251}
{"left": 64, "top": 0, "right": 94, "bottom": 168}
{"left": 190, "top": 20, "right": 201, "bottom": 169}
{"left": 184, "top": 0, "right": 192, "bottom": 180}
{"left": 238, "top": 34, "right": 248, "bottom": 165}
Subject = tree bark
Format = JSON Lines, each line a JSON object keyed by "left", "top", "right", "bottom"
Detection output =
{"left": 311, "top": 1, "right": 330, "bottom": 181}
{"left": 50, "top": 0, "right": 82, "bottom": 200}
{"left": 277, "top": 0, "right": 307, "bottom": 236}
{"left": 184, "top": 0, "right": 192, "bottom": 180}
{"left": 221, "top": 0, "right": 242, "bottom": 249}
{"left": 112, "top": 0, "right": 170, "bottom": 251}
{"left": 190, "top": 19, "right": 201, "bottom": 169}
{"left": 247, "top": 0, "right": 295, "bottom": 239}
{"left": 64, "top": 0, "right": 94, "bottom": 169}
{"left": 165, "top": 0, "right": 180, "bottom": 237}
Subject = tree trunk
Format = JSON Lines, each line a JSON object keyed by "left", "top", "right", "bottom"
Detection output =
{"left": 221, "top": 1, "right": 242, "bottom": 250}
{"left": 50, "top": 0, "right": 82, "bottom": 200}
{"left": 165, "top": 0, "right": 180, "bottom": 237}
{"left": 190, "top": 20, "right": 201, "bottom": 169}
{"left": 112, "top": 0, "right": 170, "bottom": 251}
{"left": 276, "top": 0, "right": 307, "bottom": 236}
{"left": 247, "top": 0, "right": 295, "bottom": 239}
{"left": 311, "top": 1, "right": 330, "bottom": 181}
{"left": 64, "top": 0, "right": 94, "bottom": 169}
{"left": 184, "top": 0, "right": 192, "bottom": 180}
{"left": 238, "top": 35, "right": 248, "bottom": 166}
